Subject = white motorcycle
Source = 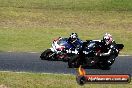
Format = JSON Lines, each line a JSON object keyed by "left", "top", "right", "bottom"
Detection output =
{"left": 40, "top": 37, "right": 73, "bottom": 61}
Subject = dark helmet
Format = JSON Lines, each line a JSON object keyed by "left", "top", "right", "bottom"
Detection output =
{"left": 69, "top": 33, "right": 78, "bottom": 42}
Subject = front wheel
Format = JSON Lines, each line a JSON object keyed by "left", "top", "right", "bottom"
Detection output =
{"left": 40, "top": 49, "right": 54, "bottom": 60}
{"left": 68, "top": 55, "right": 80, "bottom": 68}
{"left": 97, "top": 55, "right": 116, "bottom": 70}
{"left": 97, "top": 61, "right": 111, "bottom": 70}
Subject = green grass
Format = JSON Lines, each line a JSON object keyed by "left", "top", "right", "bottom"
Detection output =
{"left": 0, "top": 0, "right": 132, "bottom": 11}
{"left": 0, "top": 72, "right": 131, "bottom": 88}
{"left": 0, "top": 0, "right": 131, "bottom": 54}
{"left": 0, "top": 10, "right": 131, "bottom": 54}
{"left": 0, "top": 0, "right": 131, "bottom": 88}
{"left": 0, "top": 28, "right": 131, "bottom": 55}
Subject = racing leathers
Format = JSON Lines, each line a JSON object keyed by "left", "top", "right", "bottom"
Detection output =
{"left": 99, "top": 40, "right": 118, "bottom": 56}
{"left": 67, "top": 38, "right": 83, "bottom": 67}
{"left": 67, "top": 38, "right": 83, "bottom": 51}
{"left": 98, "top": 40, "right": 119, "bottom": 65}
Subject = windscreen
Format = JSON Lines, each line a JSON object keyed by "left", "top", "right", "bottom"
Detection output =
{"left": 57, "top": 38, "right": 68, "bottom": 46}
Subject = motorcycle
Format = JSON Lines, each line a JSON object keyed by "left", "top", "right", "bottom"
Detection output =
{"left": 40, "top": 37, "right": 76, "bottom": 61}
{"left": 68, "top": 40, "right": 124, "bottom": 69}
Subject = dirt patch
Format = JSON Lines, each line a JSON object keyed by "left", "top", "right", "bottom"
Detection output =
{"left": 0, "top": 85, "right": 9, "bottom": 88}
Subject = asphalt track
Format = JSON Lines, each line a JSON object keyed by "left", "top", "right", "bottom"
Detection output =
{"left": 0, "top": 52, "right": 132, "bottom": 75}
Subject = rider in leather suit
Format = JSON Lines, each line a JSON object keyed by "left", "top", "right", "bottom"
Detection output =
{"left": 67, "top": 33, "right": 84, "bottom": 67}
{"left": 67, "top": 33, "right": 83, "bottom": 50}
{"left": 98, "top": 33, "right": 119, "bottom": 64}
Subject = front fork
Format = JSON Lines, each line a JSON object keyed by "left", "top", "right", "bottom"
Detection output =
{"left": 48, "top": 53, "right": 55, "bottom": 58}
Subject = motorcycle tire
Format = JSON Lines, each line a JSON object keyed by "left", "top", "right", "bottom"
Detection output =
{"left": 97, "top": 61, "right": 111, "bottom": 70}
{"left": 68, "top": 55, "right": 80, "bottom": 68}
{"left": 40, "top": 49, "right": 53, "bottom": 60}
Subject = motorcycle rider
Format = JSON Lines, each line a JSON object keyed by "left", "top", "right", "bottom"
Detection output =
{"left": 97, "top": 33, "right": 118, "bottom": 64}
{"left": 67, "top": 33, "right": 84, "bottom": 67}
{"left": 67, "top": 32, "right": 83, "bottom": 51}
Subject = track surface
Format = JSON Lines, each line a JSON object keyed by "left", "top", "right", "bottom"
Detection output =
{"left": 0, "top": 52, "right": 132, "bottom": 75}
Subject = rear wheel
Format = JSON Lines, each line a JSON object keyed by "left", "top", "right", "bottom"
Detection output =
{"left": 40, "top": 49, "right": 54, "bottom": 60}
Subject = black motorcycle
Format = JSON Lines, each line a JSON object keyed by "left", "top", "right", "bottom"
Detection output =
{"left": 68, "top": 40, "right": 124, "bottom": 70}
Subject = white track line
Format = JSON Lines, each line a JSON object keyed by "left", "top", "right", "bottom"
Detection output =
{"left": 7, "top": 51, "right": 13, "bottom": 52}
{"left": 28, "top": 52, "right": 39, "bottom": 53}
{"left": 7, "top": 51, "right": 131, "bottom": 56}
{"left": 0, "top": 71, "right": 74, "bottom": 76}
{"left": 119, "top": 55, "right": 131, "bottom": 56}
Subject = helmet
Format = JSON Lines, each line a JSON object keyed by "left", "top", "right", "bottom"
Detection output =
{"left": 103, "top": 33, "right": 113, "bottom": 45}
{"left": 70, "top": 33, "right": 78, "bottom": 38}
{"left": 69, "top": 33, "right": 78, "bottom": 42}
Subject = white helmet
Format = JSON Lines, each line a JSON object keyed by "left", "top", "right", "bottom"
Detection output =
{"left": 103, "top": 33, "right": 113, "bottom": 45}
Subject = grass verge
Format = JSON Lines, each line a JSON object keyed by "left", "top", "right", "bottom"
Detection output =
{"left": 0, "top": 0, "right": 131, "bottom": 54}
{"left": 0, "top": 71, "right": 131, "bottom": 88}
{"left": 0, "top": 28, "right": 131, "bottom": 55}
{"left": 0, "top": 0, "right": 132, "bottom": 11}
